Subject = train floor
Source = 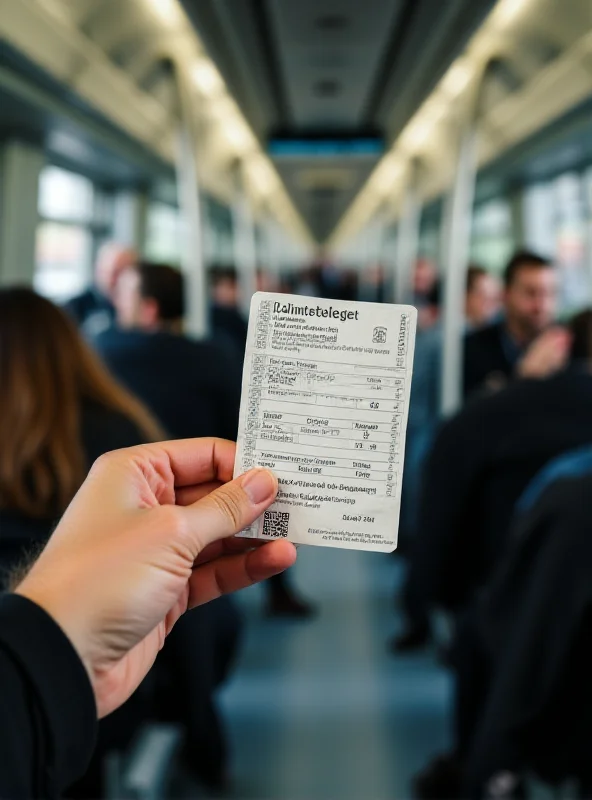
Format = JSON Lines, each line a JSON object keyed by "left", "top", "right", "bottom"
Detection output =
{"left": 214, "top": 546, "right": 453, "bottom": 800}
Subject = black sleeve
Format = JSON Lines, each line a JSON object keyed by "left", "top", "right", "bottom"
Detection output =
{"left": 406, "top": 407, "right": 489, "bottom": 611}
{"left": 210, "top": 344, "right": 243, "bottom": 442}
{"left": 81, "top": 408, "right": 148, "bottom": 466}
{"left": 0, "top": 594, "right": 97, "bottom": 799}
{"left": 463, "top": 333, "right": 483, "bottom": 399}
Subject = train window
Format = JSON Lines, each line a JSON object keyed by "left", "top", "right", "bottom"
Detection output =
{"left": 205, "top": 197, "right": 234, "bottom": 264}
{"left": 554, "top": 172, "right": 588, "bottom": 310}
{"left": 523, "top": 183, "right": 556, "bottom": 258}
{"left": 470, "top": 198, "right": 514, "bottom": 273}
{"left": 525, "top": 174, "right": 590, "bottom": 311}
{"left": 144, "top": 202, "right": 181, "bottom": 263}
{"left": 38, "top": 166, "right": 94, "bottom": 222}
{"left": 35, "top": 166, "right": 96, "bottom": 301}
{"left": 34, "top": 222, "right": 92, "bottom": 301}
{"left": 418, "top": 225, "right": 440, "bottom": 262}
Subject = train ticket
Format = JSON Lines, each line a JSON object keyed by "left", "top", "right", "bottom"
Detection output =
{"left": 233, "top": 292, "right": 417, "bottom": 552}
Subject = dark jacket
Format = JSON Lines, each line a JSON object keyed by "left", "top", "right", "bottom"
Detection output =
{"left": 407, "top": 368, "right": 592, "bottom": 613}
{"left": 0, "top": 594, "right": 97, "bottom": 799}
{"left": 0, "top": 405, "right": 144, "bottom": 798}
{"left": 63, "top": 289, "right": 115, "bottom": 337}
{"left": 0, "top": 403, "right": 145, "bottom": 581}
{"left": 210, "top": 304, "right": 248, "bottom": 359}
{"left": 464, "top": 321, "right": 522, "bottom": 399}
{"left": 94, "top": 329, "right": 242, "bottom": 441}
{"left": 465, "top": 474, "right": 592, "bottom": 790}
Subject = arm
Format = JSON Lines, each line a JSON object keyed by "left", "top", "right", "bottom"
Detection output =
{"left": 463, "top": 334, "right": 483, "bottom": 399}
{"left": 3, "top": 439, "right": 295, "bottom": 798}
{"left": 0, "top": 595, "right": 96, "bottom": 799}
{"left": 210, "top": 345, "right": 243, "bottom": 441}
{"left": 406, "top": 408, "right": 487, "bottom": 611}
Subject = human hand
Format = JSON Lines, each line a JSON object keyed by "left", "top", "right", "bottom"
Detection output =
{"left": 517, "top": 326, "right": 572, "bottom": 379}
{"left": 15, "top": 438, "right": 296, "bottom": 718}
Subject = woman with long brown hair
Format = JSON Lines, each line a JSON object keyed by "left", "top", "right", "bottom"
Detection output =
{"left": 0, "top": 286, "right": 163, "bottom": 577}
{"left": 0, "top": 287, "right": 164, "bottom": 797}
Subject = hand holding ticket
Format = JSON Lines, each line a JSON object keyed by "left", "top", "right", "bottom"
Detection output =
{"left": 234, "top": 293, "right": 417, "bottom": 552}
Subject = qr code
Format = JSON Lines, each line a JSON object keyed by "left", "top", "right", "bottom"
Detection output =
{"left": 262, "top": 510, "right": 290, "bottom": 538}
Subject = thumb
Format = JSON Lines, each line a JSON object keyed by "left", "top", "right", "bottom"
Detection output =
{"left": 181, "top": 467, "right": 278, "bottom": 552}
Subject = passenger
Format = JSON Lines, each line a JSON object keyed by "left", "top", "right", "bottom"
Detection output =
{"left": 0, "top": 287, "right": 162, "bottom": 581}
{"left": 64, "top": 242, "right": 137, "bottom": 337}
{"left": 464, "top": 250, "right": 558, "bottom": 398}
{"left": 0, "top": 287, "right": 163, "bottom": 797}
{"left": 413, "top": 258, "right": 438, "bottom": 329}
{"left": 399, "top": 281, "right": 442, "bottom": 548}
{"left": 428, "top": 469, "right": 592, "bottom": 798}
{"left": 209, "top": 264, "right": 249, "bottom": 358}
{"left": 97, "top": 262, "right": 242, "bottom": 441}
{"left": 402, "top": 310, "right": 590, "bottom": 638}
{"left": 256, "top": 268, "right": 279, "bottom": 293}
{"left": 465, "top": 265, "right": 501, "bottom": 331}
{"left": 358, "top": 262, "right": 388, "bottom": 303}
{"left": 456, "top": 468, "right": 592, "bottom": 798}
{"left": 0, "top": 438, "right": 294, "bottom": 799}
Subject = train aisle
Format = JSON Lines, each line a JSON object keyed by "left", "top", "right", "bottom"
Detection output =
{"left": 218, "top": 547, "right": 452, "bottom": 800}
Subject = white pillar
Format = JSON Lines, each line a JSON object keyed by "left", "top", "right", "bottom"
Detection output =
{"left": 264, "top": 215, "right": 282, "bottom": 288}
{"left": 0, "top": 140, "right": 44, "bottom": 286}
{"left": 112, "top": 190, "right": 148, "bottom": 251}
{"left": 441, "top": 126, "right": 478, "bottom": 415}
{"left": 583, "top": 172, "right": 592, "bottom": 302}
{"left": 175, "top": 125, "right": 208, "bottom": 338}
{"left": 394, "top": 180, "right": 421, "bottom": 305}
{"left": 232, "top": 167, "right": 258, "bottom": 317}
{"left": 171, "top": 56, "right": 208, "bottom": 338}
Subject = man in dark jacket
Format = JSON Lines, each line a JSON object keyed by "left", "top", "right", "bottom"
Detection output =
{"left": 95, "top": 263, "right": 242, "bottom": 441}
{"left": 406, "top": 310, "right": 592, "bottom": 622}
{"left": 415, "top": 470, "right": 592, "bottom": 799}
{"left": 463, "top": 250, "right": 557, "bottom": 398}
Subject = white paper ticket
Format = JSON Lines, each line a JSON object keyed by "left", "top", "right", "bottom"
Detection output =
{"left": 233, "top": 292, "right": 417, "bottom": 552}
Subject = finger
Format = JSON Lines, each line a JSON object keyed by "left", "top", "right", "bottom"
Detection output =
{"left": 180, "top": 467, "right": 278, "bottom": 552}
{"left": 187, "top": 540, "right": 297, "bottom": 608}
{"left": 129, "top": 438, "right": 236, "bottom": 491}
{"left": 176, "top": 481, "right": 224, "bottom": 506}
{"left": 193, "top": 536, "right": 267, "bottom": 567}
{"left": 160, "top": 438, "right": 236, "bottom": 487}
{"left": 103, "top": 438, "right": 237, "bottom": 508}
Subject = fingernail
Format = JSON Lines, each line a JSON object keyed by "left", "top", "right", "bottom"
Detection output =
{"left": 242, "top": 469, "right": 276, "bottom": 504}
